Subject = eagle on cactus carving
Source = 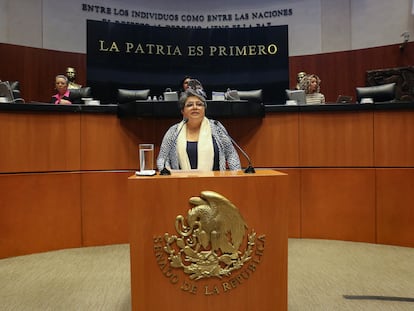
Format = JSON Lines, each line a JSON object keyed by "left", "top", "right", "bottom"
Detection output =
{"left": 163, "top": 191, "right": 257, "bottom": 280}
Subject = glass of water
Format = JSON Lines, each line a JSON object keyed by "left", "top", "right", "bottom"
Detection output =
{"left": 139, "top": 144, "right": 154, "bottom": 172}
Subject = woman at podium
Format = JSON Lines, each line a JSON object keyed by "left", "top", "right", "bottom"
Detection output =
{"left": 157, "top": 79, "right": 241, "bottom": 171}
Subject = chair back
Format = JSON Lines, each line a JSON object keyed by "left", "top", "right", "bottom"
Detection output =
{"left": 356, "top": 83, "right": 396, "bottom": 103}
{"left": 69, "top": 87, "right": 92, "bottom": 104}
{"left": 117, "top": 89, "right": 150, "bottom": 104}
{"left": 237, "top": 89, "right": 263, "bottom": 103}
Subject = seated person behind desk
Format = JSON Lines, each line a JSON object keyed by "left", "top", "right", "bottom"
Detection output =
{"left": 179, "top": 76, "right": 192, "bottom": 94}
{"left": 157, "top": 79, "right": 241, "bottom": 171}
{"left": 299, "top": 73, "right": 325, "bottom": 104}
{"left": 51, "top": 75, "right": 72, "bottom": 105}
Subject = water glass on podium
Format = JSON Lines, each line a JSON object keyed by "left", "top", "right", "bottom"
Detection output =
{"left": 139, "top": 144, "right": 154, "bottom": 173}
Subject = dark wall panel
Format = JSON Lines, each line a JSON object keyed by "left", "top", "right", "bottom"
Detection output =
{"left": 0, "top": 43, "right": 86, "bottom": 103}
{"left": 289, "top": 43, "right": 414, "bottom": 102}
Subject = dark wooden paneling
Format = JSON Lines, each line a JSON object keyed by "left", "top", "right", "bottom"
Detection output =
{"left": 289, "top": 42, "right": 414, "bottom": 102}
{"left": 277, "top": 169, "right": 301, "bottom": 238}
{"left": 0, "top": 43, "right": 86, "bottom": 103}
{"left": 129, "top": 171, "right": 288, "bottom": 311}
{"left": 374, "top": 110, "right": 414, "bottom": 167}
{"left": 1, "top": 106, "right": 414, "bottom": 258}
{"left": 301, "top": 169, "right": 376, "bottom": 243}
{"left": 0, "top": 173, "right": 82, "bottom": 258}
{"left": 300, "top": 111, "right": 374, "bottom": 167}
{"left": 225, "top": 114, "right": 299, "bottom": 167}
{"left": 81, "top": 172, "right": 131, "bottom": 246}
{"left": 376, "top": 169, "right": 414, "bottom": 247}
{"left": 80, "top": 114, "right": 139, "bottom": 170}
{"left": 0, "top": 111, "right": 81, "bottom": 173}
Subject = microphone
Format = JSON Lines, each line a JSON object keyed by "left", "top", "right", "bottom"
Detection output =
{"left": 214, "top": 121, "right": 255, "bottom": 174}
{"left": 159, "top": 118, "right": 188, "bottom": 175}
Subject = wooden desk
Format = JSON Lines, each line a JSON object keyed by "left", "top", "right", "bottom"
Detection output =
{"left": 128, "top": 170, "right": 287, "bottom": 311}
{"left": 1, "top": 103, "right": 414, "bottom": 259}
{"left": 118, "top": 99, "right": 265, "bottom": 118}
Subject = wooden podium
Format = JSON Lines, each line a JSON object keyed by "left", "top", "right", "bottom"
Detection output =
{"left": 128, "top": 170, "right": 287, "bottom": 311}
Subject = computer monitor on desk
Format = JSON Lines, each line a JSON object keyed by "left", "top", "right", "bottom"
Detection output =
{"left": 163, "top": 89, "right": 179, "bottom": 101}
{"left": 285, "top": 89, "right": 306, "bottom": 105}
{"left": 336, "top": 95, "right": 353, "bottom": 104}
{"left": 0, "top": 81, "right": 15, "bottom": 103}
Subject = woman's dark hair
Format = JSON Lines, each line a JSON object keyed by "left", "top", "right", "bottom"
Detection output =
{"left": 179, "top": 75, "right": 192, "bottom": 93}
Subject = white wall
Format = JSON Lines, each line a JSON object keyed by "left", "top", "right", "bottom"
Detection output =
{"left": 0, "top": 1, "right": 8, "bottom": 42}
{"left": 321, "top": 0, "right": 351, "bottom": 52}
{"left": 351, "top": 0, "right": 414, "bottom": 50}
{"left": 1, "top": 0, "right": 43, "bottom": 48}
{"left": 0, "top": 0, "right": 413, "bottom": 55}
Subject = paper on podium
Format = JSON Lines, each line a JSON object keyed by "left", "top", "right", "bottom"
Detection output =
{"left": 135, "top": 170, "right": 156, "bottom": 176}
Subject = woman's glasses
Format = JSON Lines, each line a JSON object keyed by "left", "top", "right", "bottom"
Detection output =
{"left": 184, "top": 101, "right": 205, "bottom": 108}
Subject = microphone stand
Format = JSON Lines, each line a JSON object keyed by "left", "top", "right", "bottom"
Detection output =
{"left": 215, "top": 121, "right": 255, "bottom": 173}
{"left": 159, "top": 166, "right": 172, "bottom": 175}
{"left": 229, "top": 137, "right": 256, "bottom": 174}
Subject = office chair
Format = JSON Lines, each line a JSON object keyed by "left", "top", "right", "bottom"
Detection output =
{"left": 117, "top": 89, "right": 151, "bottom": 104}
{"left": 356, "top": 83, "right": 396, "bottom": 103}
{"left": 237, "top": 89, "right": 263, "bottom": 104}
{"left": 69, "top": 87, "right": 92, "bottom": 104}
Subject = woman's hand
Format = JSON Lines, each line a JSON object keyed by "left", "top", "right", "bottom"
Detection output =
{"left": 59, "top": 99, "right": 72, "bottom": 105}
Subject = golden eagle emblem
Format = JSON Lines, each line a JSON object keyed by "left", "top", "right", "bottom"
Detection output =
{"left": 163, "top": 191, "right": 257, "bottom": 280}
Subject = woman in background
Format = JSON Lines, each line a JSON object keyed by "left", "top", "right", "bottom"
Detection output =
{"left": 157, "top": 79, "right": 241, "bottom": 171}
{"left": 51, "top": 75, "right": 72, "bottom": 105}
{"left": 179, "top": 76, "right": 192, "bottom": 94}
{"left": 299, "top": 73, "right": 325, "bottom": 104}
